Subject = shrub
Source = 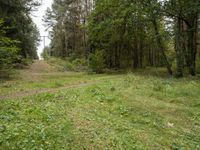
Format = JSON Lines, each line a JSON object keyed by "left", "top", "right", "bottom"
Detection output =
{"left": 41, "top": 46, "right": 51, "bottom": 60}
{"left": 71, "top": 58, "right": 88, "bottom": 72}
{"left": 0, "top": 46, "right": 18, "bottom": 78}
{"left": 45, "top": 56, "right": 89, "bottom": 72}
{"left": 63, "top": 58, "right": 89, "bottom": 72}
{"left": 89, "top": 50, "right": 106, "bottom": 73}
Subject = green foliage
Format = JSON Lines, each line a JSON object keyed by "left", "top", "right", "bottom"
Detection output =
{"left": 89, "top": 50, "right": 106, "bottom": 73}
{"left": 45, "top": 56, "right": 89, "bottom": 72}
{"left": 0, "top": 19, "right": 19, "bottom": 77}
{"left": 70, "top": 58, "right": 88, "bottom": 72}
{"left": 0, "top": 0, "right": 40, "bottom": 62}
{"left": 62, "top": 58, "right": 89, "bottom": 72}
{"left": 45, "top": 0, "right": 200, "bottom": 76}
{"left": 41, "top": 46, "right": 51, "bottom": 60}
{"left": 44, "top": 0, "right": 87, "bottom": 58}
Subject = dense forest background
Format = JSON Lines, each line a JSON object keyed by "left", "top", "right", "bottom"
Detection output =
{"left": 0, "top": 0, "right": 200, "bottom": 77}
{"left": 0, "top": 0, "right": 40, "bottom": 77}
{"left": 43, "top": 0, "right": 200, "bottom": 77}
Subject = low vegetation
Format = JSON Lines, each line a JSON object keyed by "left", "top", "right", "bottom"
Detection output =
{"left": 0, "top": 0, "right": 200, "bottom": 149}
{"left": 1, "top": 61, "right": 200, "bottom": 149}
{"left": 44, "top": 56, "right": 89, "bottom": 72}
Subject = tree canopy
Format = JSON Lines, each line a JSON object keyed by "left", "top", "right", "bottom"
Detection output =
{"left": 0, "top": 0, "right": 40, "bottom": 76}
{"left": 44, "top": 0, "right": 200, "bottom": 76}
{"left": 1, "top": 0, "right": 199, "bottom": 76}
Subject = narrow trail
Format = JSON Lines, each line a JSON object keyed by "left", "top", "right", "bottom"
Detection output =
{"left": 0, "top": 60, "right": 102, "bottom": 100}
{"left": 0, "top": 82, "right": 97, "bottom": 100}
{"left": 29, "top": 60, "right": 53, "bottom": 73}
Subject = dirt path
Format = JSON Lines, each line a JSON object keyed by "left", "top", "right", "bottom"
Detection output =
{"left": 0, "top": 82, "right": 96, "bottom": 100}
{"left": 30, "top": 60, "right": 53, "bottom": 72}
{"left": 19, "top": 60, "right": 54, "bottom": 82}
{"left": 0, "top": 60, "right": 98, "bottom": 100}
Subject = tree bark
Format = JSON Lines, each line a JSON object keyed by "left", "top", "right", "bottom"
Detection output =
{"left": 175, "top": 18, "right": 184, "bottom": 77}
{"left": 152, "top": 18, "right": 173, "bottom": 75}
{"left": 186, "top": 15, "right": 198, "bottom": 76}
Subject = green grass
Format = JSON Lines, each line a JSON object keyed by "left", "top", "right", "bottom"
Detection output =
{"left": 1, "top": 72, "right": 200, "bottom": 149}
{"left": 0, "top": 71, "right": 118, "bottom": 97}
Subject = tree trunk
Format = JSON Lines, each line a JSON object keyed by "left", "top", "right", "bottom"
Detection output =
{"left": 175, "top": 18, "right": 184, "bottom": 77}
{"left": 152, "top": 18, "right": 173, "bottom": 75}
{"left": 186, "top": 15, "right": 198, "bottom": 76}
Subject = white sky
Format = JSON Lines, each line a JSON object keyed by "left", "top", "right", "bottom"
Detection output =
{"left": 31, "top": 0, "right": 53, "bottom": 58}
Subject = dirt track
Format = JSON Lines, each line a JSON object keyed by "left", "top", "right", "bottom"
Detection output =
{"left": 0, "top": 61, "right": 95, "bottom": 100}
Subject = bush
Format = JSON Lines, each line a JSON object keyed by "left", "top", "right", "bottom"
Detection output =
{"left": 41, "top": 46, "right": 51, "bottom": 60}
{"left": 89, "top": 50, "right": 106, "bottom": 73}
{"left": 45, "top": 56, "right": 89, "bottom": 72}
{"left": 0, "top": 46, "right": 18, "bottom": 78}
{"left": 62, "top": 58, "right": 88, "bottom": 72}
{"left": 71, "top": 58, "right": 88, "bottom": 72}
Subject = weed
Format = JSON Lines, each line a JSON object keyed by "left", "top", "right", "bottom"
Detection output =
{"left": 1, "top": 69, "right": 200, "bottom": 149}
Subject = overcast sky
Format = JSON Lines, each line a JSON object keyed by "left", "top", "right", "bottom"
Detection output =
{"left": 31, "top": 0, "right": 53, "bottom": 58}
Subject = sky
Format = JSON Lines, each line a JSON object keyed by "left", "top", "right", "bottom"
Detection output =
{"left": 31, "top": 0, "right": 53, "bottom": 58}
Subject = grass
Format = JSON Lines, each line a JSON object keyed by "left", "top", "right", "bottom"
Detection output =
{"left": 0, "top": 64, "right": 200, "bottom": 149}
{"left": 0, "top": 70, "right": 118, "bottom": 98}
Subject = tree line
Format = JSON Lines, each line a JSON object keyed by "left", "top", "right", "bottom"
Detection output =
{"left": 0, "top": 0, "right": 40, "bottom": 77}
{"left": 45, "top": 0, "right": 199, "bottom": 76}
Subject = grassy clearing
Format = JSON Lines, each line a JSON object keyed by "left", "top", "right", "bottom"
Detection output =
{"left": 0, "top": 61, "right": 200, "bottom": 149}
{"left": 0, "top": 66, "right": 118, "bottom": 99}
{"left": 1, "top": 69, "right": 200, "bottom": 149}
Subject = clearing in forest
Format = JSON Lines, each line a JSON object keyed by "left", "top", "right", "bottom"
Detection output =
{"left": 0, "top": 61, "right": 200, "bottom": 149}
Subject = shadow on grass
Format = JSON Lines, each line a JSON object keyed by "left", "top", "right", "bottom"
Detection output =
{"left": 101, "top": 67, "right": 200, "bottom": 81}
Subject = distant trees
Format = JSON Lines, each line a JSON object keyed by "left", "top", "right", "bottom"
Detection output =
{"left": 0, "top": 0, "right": 40, "bottom": 76}
{"left": 164, "top": 0, "right": 200, "bottom": 76}
{"left": 0, "top": 20, "right": 19, "bottom": 76}
{"left": 45, "top": 0, "right": 200, "bottom": 76}
{"left": 44, "top": 0, "right": 94, "bottom": 58}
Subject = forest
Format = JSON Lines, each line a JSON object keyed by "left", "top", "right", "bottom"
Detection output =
{"left": 43, "top": 0, "right": 200, "bottom": 77}
{"left": 0, "top": 0, "right": 39, "bottom": 77}
{"left": 0, "top": 0, "right": 200, "bottom": 149}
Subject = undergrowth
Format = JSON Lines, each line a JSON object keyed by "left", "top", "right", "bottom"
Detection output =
{"left": 1, "top": 73, "right": 200, "bottom": 149}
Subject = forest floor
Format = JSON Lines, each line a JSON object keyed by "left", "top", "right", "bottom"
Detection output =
{"left": 0, "top": 60, "right": 200, "bottom": 149}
